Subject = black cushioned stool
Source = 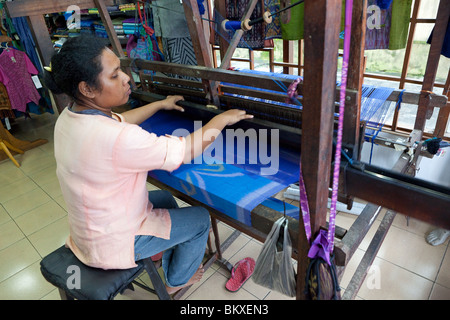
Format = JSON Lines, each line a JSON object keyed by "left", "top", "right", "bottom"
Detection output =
{"left": 40, "top": 245, "right": 171, "bottom": 300}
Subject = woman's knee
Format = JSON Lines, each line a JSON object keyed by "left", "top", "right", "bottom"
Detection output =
{"left": 148, "top": 190, "right": 178, "bottom": 209}
{"left": 196, "top": 207, "right": 210, "bottom": 227}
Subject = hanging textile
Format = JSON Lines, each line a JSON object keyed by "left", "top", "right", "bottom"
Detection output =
{"left": 11, "top": 17, "right": 42, "bottom": 72}
{"left": 388, "top": 0, "right": 412, "bottom": 50}
{"left": 264, "top": 0, "right": 282, "bottom": 40}
{"left": 340, "top": 0, "right": 411, "bottom": 50}
{"left": 365, "top": 0, "right": 392, "bottom": 50}
{"left": 152, "top": 0, "right": 198, "bottom": 79}
{"left": 427, "top": 19, "right": 450, "bottom": 59}
{"left": 377, "top": 0, "right": 394, "bottom": 9}
{"left": 126, "top": 3, "right": 164, "bottom": 66}
{"left": 162, "top": 37, "right": 197, "bottom": 66}
{"left": 153, "top": 0, "right": 190, "bottom": 39}
{"left": 280, "top": 0, "right": 304, "bottom": 40}
{"left": 214, "top": 0, "right": 268, "bottom": 49}
{"left": 0, "top": 48, "right": 41, "bottom": 113}
{"left": 1, "top": 2, "right": 41, "bottom": 68}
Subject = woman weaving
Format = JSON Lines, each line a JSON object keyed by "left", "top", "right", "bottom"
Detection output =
{"left": 43, "top": 36, "right": 252, "bottom": 294}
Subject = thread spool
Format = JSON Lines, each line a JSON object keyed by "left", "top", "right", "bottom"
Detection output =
{"left": 222, "top": 20, "right": 241, "bottom": 31}
{"left": 248, "top": 11, "right": 273, "bottom": 27}
{"left": 222, "top": 19, "right": 252, "bottom": 32}
{"left": 241, "top": 19, "right": 252, "bottom": 31}
{"left": 222, "top": 10, "right": 272, "bottom": 32}
{"left": 263, "top": 11, "right": 273, "bottom": 24}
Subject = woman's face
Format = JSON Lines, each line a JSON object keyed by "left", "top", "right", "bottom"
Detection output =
{"left": 90, "top": 48, "right": 131, "bottom": 108}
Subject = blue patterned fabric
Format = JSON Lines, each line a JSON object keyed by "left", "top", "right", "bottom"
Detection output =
{"left": 142, "top": 110, "right": 300, "bottom": 226}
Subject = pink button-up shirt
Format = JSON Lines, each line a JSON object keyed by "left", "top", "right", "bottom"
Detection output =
{"left": 54, "top": 108, "right": 185, "bottom": 269}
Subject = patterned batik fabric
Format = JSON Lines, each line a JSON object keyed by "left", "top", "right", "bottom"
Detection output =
{"left": 265, "top": 0, "right": 282, "bottom": 40}
{"left": 214, "top": 0, "right": 267, "bottom": 49}
{"left": 0, "top": 48, "right": 40, "bottom": 113}
{"left": 162, "top": 37, "right": 199, "bottom": 81}
{"left": 365, "top": 0, "right": 392, "bottom": 50}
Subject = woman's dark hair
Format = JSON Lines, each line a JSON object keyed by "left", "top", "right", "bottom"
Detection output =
{"left": 42, "top": 35, "right": 110, "bottom": 101}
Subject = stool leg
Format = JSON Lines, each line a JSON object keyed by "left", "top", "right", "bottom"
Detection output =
{"left": 142, "top": 258, "right": 171, "bottom": 300}
{"left": 210, "top": 217, "right": 222, "bottom": 260}
{"left": 0, "top": 141, "right": 20, "bottom": 168}
{"left": 58, "top": 288, "right": 74, "bottom": 300}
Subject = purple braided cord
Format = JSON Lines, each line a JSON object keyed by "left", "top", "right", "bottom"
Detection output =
{"left": 299, "top": 162, "right": 311, "bottom": 242}
{"left": 328, "top": 0, "right": 353, "bottom": 251}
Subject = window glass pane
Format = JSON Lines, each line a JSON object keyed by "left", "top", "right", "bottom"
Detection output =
{"left": 413, "top": 23, "right": 434, "bottom": 42}
{"left": 424, "top": 107, "right": 439, "bottom": 134}
{"left": 396, "top": 103, "right": 417, "bottom": 130}
{"left": 254, "top": 49, "right": 271, "bottom": 71}
{"left": 417, "top": 0, "right": 440, "bottom": 19}
{"left": 436, "top": 56, "right": 450, "bottom": 85}
{"left": 397, "top": 83, "right": 421, "bottom": 130}
{"left": 363, "top": 78, "right": 400, "bottom": 89}
{"left": 406, "top": 42, "right": 430, "bottom": 81}
{"left": 365, "top": 49, "right": 406, "bottom": 78}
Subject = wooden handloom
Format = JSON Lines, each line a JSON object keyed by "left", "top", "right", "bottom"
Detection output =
{"left": 6, "top": 0, "right": 450, "bottom": 300}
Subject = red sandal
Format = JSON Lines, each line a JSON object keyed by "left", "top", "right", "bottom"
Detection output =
{"left": 225, "top": 257, "right": 255, "bottom": 292}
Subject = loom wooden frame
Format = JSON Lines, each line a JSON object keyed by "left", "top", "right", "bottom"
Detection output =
{"left": 6, "top": 0, "right": 449, "bottom": 300}
{"left": 210, "top": 0, "right": 450, "bottom": 141}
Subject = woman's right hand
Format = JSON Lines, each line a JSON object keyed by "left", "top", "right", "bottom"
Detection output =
{"left": 216, "top": 109, "right": 254, "bottom": 126}
{"left": 183, "top": 109, "right": 253, "bottom": 163}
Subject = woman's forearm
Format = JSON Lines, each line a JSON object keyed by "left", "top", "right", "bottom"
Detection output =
{"left": 120, "top": 101, "right": 165, "bottom": 125}
{"left": 183, "top": 115, "right": 227, "bottom": 163}
{"left": 121, "top": 96, "right": 184, "bottom": 125}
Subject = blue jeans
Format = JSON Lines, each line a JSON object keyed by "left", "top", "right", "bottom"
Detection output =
{"left": 134, "top": 190, "right": 210, "bottom": 288}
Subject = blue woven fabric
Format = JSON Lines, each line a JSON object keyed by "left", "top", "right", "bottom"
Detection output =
{"left": 141, "top": 110, "right": 300, "bottom": 226}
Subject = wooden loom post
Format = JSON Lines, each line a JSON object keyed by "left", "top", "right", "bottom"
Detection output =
{"left": 213, "top": 0, "right": 229, "bottom": 64}
{"left": 433, "top": 69, "right": 450, "bottom": 139}
{"left": 343, "top": 0, "right": 366, "bottom": 161}
{"left": 413, "top": 0, "right": 450, "bottom": 133}
{"left": 297, "top": 0, "right": 342, "bottom": 299}
{"left": 182, "top": 0, "right": 219, "bottom": 105}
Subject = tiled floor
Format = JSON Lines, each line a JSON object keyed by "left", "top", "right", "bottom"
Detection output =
{"left": 0, "top": 112, "right": 449, "bottom": 300}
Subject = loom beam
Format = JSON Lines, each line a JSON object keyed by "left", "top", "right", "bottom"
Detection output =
{"left": 344, "top": 161, "right": 450, "bottom": 230}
